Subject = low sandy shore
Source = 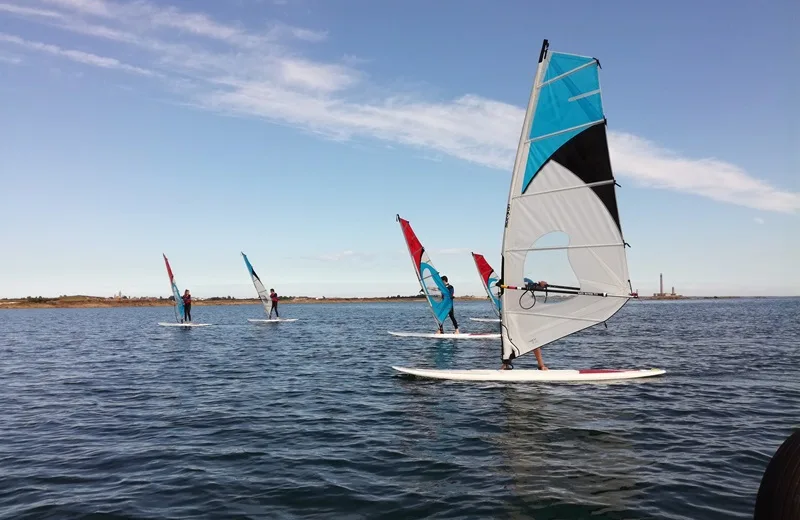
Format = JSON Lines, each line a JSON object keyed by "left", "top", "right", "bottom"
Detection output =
{"left": 0, "top": 296, "right": 487, "bottom": 309}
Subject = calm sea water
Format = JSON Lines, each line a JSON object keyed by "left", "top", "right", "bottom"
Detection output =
{"left": 0, "top": 298, "right": 798, "bottom": 519}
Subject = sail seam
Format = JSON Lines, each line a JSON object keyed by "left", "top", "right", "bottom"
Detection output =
{"left": 506, "top": 243, "right": 624, "bottom": 253}
{"left": 568, "top": 89, "right": 601, "bottom": 102}
{"left": 502, "top": 311, "right": 603, "bottom": 323}
{"left": 512, "top": 179, "right": 615, "bottom": 199}
{"left": 539, "top": 59, "right": 597, "bottom": 87}
{"left": 526, "top": 118, "right": 604, "bottom": 143}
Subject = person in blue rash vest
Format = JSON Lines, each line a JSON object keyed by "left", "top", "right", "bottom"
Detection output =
{"left": 182, "top": 289, "right": 192, "bottom": 323}
{"left": 436, "top": 275, "right": 460, "bottom": 334}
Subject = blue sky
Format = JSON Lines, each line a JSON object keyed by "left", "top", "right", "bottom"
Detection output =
{"left": 0, "top": 0, "right": 797, "bottom": 299}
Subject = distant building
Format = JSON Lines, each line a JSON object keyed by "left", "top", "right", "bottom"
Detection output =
{"left": 653, "top": 274, "right": 681, "bottom": 298}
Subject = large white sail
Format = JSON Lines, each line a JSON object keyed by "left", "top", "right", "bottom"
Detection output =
{"left": 499, "top": 40, "right": 633, "bottom": 364}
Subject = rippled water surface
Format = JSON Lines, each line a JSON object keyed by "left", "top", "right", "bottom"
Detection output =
{"left": 1, "top": 298, "right": 798, "bottom": 519}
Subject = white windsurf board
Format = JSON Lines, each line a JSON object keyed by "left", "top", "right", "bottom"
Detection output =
{"left": 388, "top": 331, "right": 500, "bottom": 339}
{"left": 469, "top": 317, "right": 500, "bottom": 322}
{"left": 248, "top": 318, "right": 299, "bottom": 323}
{"left": 392, "top": 366, "right": 666, "bottom": 382}
{"left": 158, "top": 322, "right": 212, "bottom": 327}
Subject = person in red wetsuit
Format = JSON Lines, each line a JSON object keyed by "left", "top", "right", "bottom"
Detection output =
{"left": 182, "top": 289, "right": 192, "bottom": 322}
{"left": 269, "top": 289, "right": 279, "bottom": 319}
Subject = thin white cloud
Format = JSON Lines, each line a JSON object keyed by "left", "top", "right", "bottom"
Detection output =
{"left": 610, "top": 132, "right": 800, "bottom": 213}
{"left": 278, "top": 58, "right": 358, "bottom": 92}
{"left": 754, "top": 217, "right": 765, "bottom": 224}
{"left": 3, "top": 0, "right": 797, "bottom": 214}
{"left": 317, "top": 250, "right": 355, "bottom": 261}
{"left": 0, "top": 53, "right": 21, "bottom": 64}
{"left": 38, "top": 0, "right": 109, "bottom": 17}
{"left": 0, "top": 32, "right": 155, "bottom": 75}
{"left": 288, "top": 26, "right": 327, "bottom": 42}
{"left": 436, "top": 248, "right": 470, "bottom": 255}
{"left": 0, "top": 3, "right": 64, "bottom": 18}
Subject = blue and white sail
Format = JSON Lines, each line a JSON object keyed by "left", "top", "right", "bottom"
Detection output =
{"left": 241, "top": 252, "right": 271, "bottom": 316}
{"left": 472, "top": 252, "right": 501, "bottom": 317}
{"left": 163, "top": 254, "right": 185, "bottom": 323}
{"left": 397, "top": 215, "right": 453, "bottom": 328}
{"left": 499, "top": 40, "right": 634, "bottom": 363}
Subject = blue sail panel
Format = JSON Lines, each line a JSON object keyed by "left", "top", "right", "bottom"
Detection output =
{"left": 242, "top": 253, "right": 256, "bottom": 277}
{"left": 171, "top": 281, "right": 184, "bottom": 317}
{"left": 522, "top": 52, "right": 605, "bottom": 193}
{"left": 488, "top": 275, "right": 501, "bottom": 312}
{"left": 419, "top": 260, "right": 453, "bottom": 324}
{"left": 542, "top": 53, "right": 596, "bottom": 83}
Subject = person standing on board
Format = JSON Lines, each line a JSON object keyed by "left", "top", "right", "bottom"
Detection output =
{"left": 436, "top": 276, "right": 460, "bottom": 334}
{"left": 500, "top": 280, "right": 549, "bottom": 371}
{"left": 182, "top": 289, "right": 192, "bottom": 323}
{"left": 500, "top": 350, "right": 547, "bottom": 371}
{"left": 269, "top": 289, "right": 280, "bottom": 319}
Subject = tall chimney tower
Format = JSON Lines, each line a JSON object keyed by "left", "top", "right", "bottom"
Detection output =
{"left": 660, "top": 273, "right": 663, "bottom": 295}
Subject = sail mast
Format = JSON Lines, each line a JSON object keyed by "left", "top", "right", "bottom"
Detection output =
{"left": 499, "top": 39, "right": 633, "bottom": 364}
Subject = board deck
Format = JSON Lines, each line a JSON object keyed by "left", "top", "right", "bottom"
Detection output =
{"left": 388, "top": 331, "right": 500, "bottom": 339}
{"left": 158, "top": 322, "right": 212, "bottom": 327}
{"left": 469, "top": 317, "right": 500, "bottom": 322}
{"left": 248, "top": 318, "right": 299, "bottom": 323}
{"left": 392, "top": 366, "right": 666, "bottom": 382}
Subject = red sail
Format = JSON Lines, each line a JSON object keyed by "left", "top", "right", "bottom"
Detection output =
{"left": 397, "top": 216, "right": 424, "bottom": 273}
{"left": 472, "top": 253, "right": 494, "bottom": 288}
{"left": 163, "top": 254, "right": 175, "bottom": 283}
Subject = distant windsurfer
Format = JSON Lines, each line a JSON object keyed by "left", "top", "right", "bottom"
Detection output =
{"left": 269, "top": 289, "right": 279, "bottom": 319}
{"left": 499, "top": 279, "right": 549, "bottom": 370}
{"left": 182, "top": 289, "right": 192, "bottom": 322}
{"left": 436, "top": 276, "right": 460, "bottom": 334}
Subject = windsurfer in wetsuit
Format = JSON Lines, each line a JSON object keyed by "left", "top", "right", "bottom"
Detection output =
{"left": 182, "top": 289, "right": 192, "bottom": 322}
{"left": 269, "top": 289, "right": 279, "bottom": 319}
{"left": 436, "top": 276, "right": 460, "bottom": 334}
{"left": 499, "top": 280, "right": 549, "bottom": 371}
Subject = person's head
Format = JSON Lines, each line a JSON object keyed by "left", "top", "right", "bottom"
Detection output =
{"left": 441, "top": 276, "right": 448, "bottom": 283}
{"left": 270, "top": 288, "right": 275, "bottom": 292}
{"left": 184, "top": 289, "right": 189, "bottom": 294}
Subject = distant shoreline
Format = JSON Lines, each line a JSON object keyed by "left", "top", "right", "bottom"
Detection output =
{"left": 0, "top": 295, "right": 485, "bottom": 309}
{"left": 0, "top": 294, "right": 785, "bottom": 310}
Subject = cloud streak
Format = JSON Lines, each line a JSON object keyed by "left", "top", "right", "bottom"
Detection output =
{"left": 315, "top": 250, "right": 378, "bottom": 262}
{"left": 0, "top": 32, "right": 155, "bottom": 75}
{"left": 2, "top": 0, "right": 797, "bottom": 214}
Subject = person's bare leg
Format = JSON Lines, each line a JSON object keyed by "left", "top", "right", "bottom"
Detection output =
{"left": 534, "top": 349, "right": 548, "bottom": 370}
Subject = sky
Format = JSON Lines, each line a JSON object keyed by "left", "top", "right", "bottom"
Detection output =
{"left": 0, "top": 0, "right": 797, "bottom": 299}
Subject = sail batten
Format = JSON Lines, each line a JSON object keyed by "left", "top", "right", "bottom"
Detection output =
{"left": 397, "top": 215, "right": 453, "bottom": 328}
{"left": 499, "top": 39, "right": 632, "bottom": 363}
